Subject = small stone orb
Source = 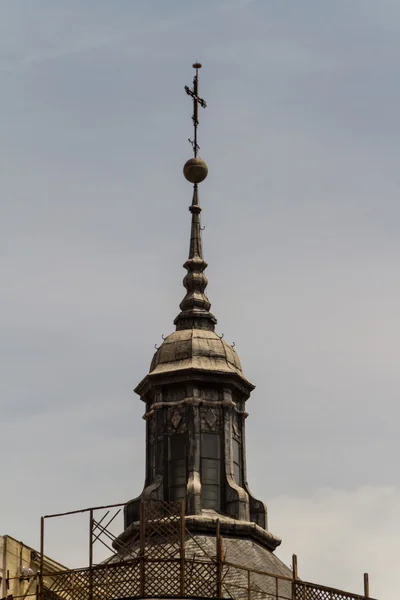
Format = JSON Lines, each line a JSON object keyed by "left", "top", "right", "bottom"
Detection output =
{"left": 183, "top": 158, "right": 208, "bottom": 184}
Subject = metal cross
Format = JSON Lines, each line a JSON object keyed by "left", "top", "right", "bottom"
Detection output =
{"left": 185, "top": 62, "right": 207, "bottom": 157}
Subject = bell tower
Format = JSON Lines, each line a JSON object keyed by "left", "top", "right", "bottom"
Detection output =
{"left": 124, "top": 64, "right": 279, "bottom": 552}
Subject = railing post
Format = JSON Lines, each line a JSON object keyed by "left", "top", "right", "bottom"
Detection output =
{"left": 216, "top": 519, "right": 222, "bottom": 598}
{"left": 291, "top": 554, "right": 298, "bottom": 600}
{"left": 292, "top": 554, "right": 298, "bottom": 580}
{"left": 71, "top": 572, "right": 75, "bottom": 600}
{"left": 139, "top": 502, "right": 145, "bottom": 596}
{"left": 179, "top": 500, "right": 186, "bottom": 596}
{"left": 364, "top": 573, "right": 370, "bottom": 598}
{"left": 89, "top": 509, "right": 94, "bottom": 600}
{"left": 39, "top": 517, "right": 44, "bottom": 600}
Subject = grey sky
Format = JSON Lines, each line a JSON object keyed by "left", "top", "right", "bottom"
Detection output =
{"left": 1, "top": 1, "right": 399, "bottom": 598}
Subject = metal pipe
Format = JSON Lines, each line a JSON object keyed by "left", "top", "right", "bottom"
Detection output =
{"left": 364, "top": 573, "right": 369, "bottom": 598}
{"left": 139, "top": 502, "right": 145, "bottom": 596}
{"left": 88, "top": 510, "right": 94, "bottom": 600}
{"left": 179, "top": 500, "right": 185, "bottom": 596}
{"left": 216, "top": 519, "right": 222, "bottom": 598}
{"left": 292, "top": 554, "right": 298, "bottom": 580}
{"left": 92, "top": 510, "right": 121, "bottom": 545}
{"left": 39, "top": 518, "right": 44, "bottom": 600}
{"left": 43, "top": 502, "right": 126, "bottom": 520}
{"left": 2, "top": 536, "right": 8, "bottom": 598}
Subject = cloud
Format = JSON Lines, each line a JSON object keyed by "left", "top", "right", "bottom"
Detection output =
{"left": 17, "top": 36, "right": 114, "bottom": 68}
{"left": 271, "top": 486, "right": 400, "bottom": 600}
{"left": 1, "top": 2, "right": 399, "bottom": 598}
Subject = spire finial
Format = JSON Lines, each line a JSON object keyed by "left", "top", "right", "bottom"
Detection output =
{"left": 174, "top": 64, "right": 216, "bottom": 332}
{"left": 185, "top": 62, "right": 206, "bottom": 158}
{"left": 183, "top": 64, "right": 208, "bottom": 185}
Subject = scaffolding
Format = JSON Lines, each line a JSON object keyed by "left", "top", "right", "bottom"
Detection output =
{"left": 5, "top": 501, "right": 375, "bottom": 600}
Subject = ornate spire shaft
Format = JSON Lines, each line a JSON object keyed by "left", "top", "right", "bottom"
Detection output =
{"left": 174, "top": 65, "right": 217, "bottom": 332}
{"left": 174, "top": 184, "right": 216, "bottom": 331}
{"left": 189, "top": 184, "right": 202, "bottom": 258}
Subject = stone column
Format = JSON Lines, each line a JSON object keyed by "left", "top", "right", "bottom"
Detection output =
{"left": 222, "top": 389, "right": 249, "bottom": 521}
{"left": 187, "top": 390, "right": 202, "bottom": 514}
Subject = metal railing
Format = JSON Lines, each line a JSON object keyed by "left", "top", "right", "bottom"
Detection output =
{"left": 2, "top": 500, "right": 374, "bottom": 600}
{"left": 4, "top": 558, "right": 373, "bottom": 600}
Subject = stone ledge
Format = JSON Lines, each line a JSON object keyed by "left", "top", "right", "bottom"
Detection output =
{"left": 185, "top": 512, "right": 281, "bottom": 552}
{"left": 115, "top": 511, "right": 281, "bottom": 553}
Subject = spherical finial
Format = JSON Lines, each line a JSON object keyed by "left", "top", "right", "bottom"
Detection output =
{"left": 183, "top": 158, "right": 208, "bottom": 184}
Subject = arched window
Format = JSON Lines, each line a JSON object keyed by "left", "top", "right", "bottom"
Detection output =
{"left": 201, "top": 433, "right": 221, "bottom": 510}
{"left": 168, "top": 434, "right": 186, "bottom": 501}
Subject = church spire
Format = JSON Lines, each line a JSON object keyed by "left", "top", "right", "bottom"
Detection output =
{"left": 174, "top": 64, "right": 217, "bottom": 332}
{"left": 125, "top": 64, "right": 271, "bottom": 545}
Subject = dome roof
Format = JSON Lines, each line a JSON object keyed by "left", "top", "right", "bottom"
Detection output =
{"left": 149, "top": 329, "right": 248, "bottom": 381}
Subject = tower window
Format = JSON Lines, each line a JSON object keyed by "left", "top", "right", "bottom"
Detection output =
{"left": 201, "top": 433, "right": 221, "bottom": 510}
{"left": 233, "top": 438, "right": 242, "bottom": 486}
{"left": 168, "top": 434, "right": 186, "bottom": 501}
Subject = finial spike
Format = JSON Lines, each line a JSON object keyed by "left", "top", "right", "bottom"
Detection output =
{"left": 175, "top": 65, "right": 216, "bottom": 332}
{"left": 185, "top": 62, "right": 207, "bottom": 157}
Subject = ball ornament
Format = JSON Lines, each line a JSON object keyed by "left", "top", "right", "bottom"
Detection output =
{"left": 183, "top": 158, "right": 208, "bottom": 184}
